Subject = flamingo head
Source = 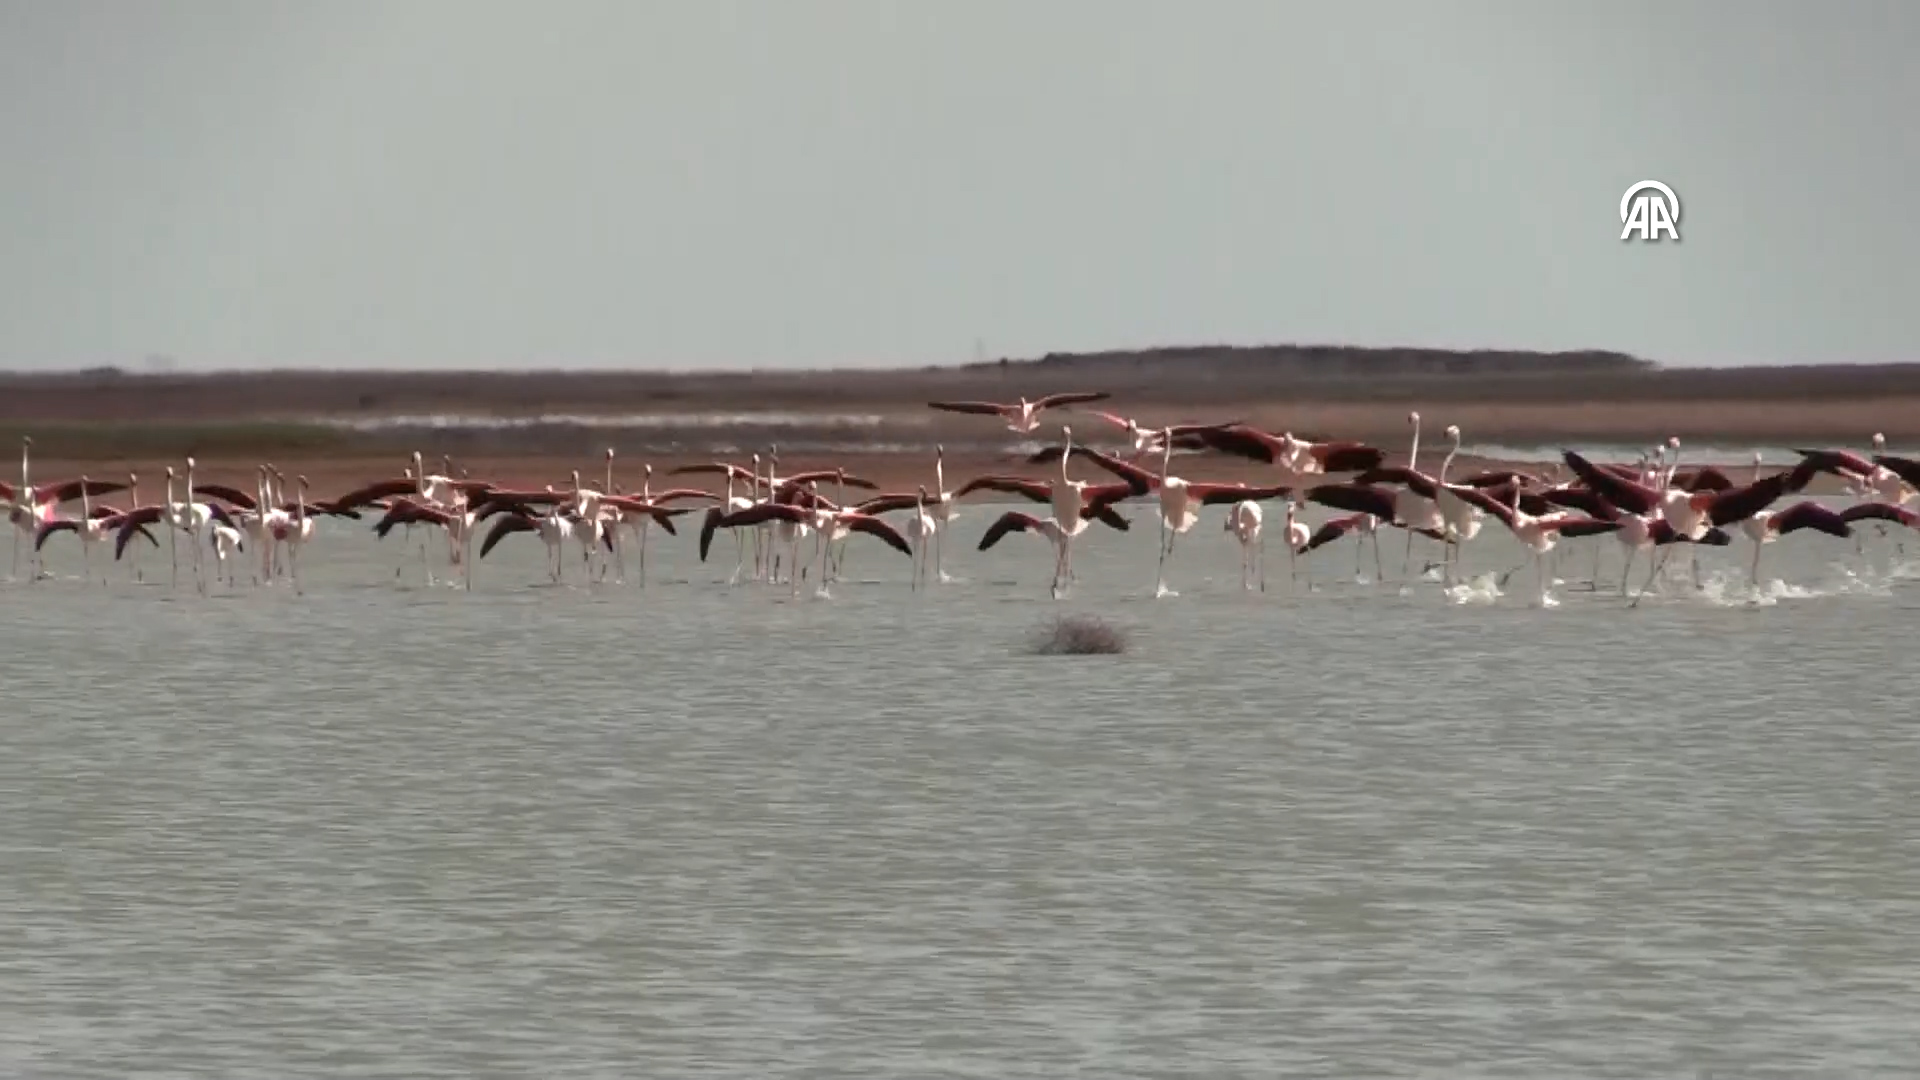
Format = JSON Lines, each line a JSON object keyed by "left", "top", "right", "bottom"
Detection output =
{"left": 606, "top": 447, "right": 615, "bottom": 461}
{"left": 1407, "top": 411, "right": 1419, "bottom": 424}
{"left": 643, "top": 463, "right": 652, "bottom": 478}
{"left": 21, "top": 435, "right": 30, "bottom": 448}
{"left": 185, "top": 456, "right": 196, "bottom": 470}
{"left": 1444, "top": 425, "right": 1460, "bottom": 440}
{"left": 935, "top": 444, "right": 944, "bottom": 457}
{"left": 1872, "top": 432, "right": 1887, "bottom": 450}
{"left": 1668, "top": 436, "right": 1681, "bottom": 450}
{"left": 165, "top": 466, "right": 175, "bottom": 478}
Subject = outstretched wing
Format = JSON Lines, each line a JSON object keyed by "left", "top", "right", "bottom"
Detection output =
{"left": 1310, "top": 442, "right": 1387, "bottom": 474}
{"left": 1301, "top": 515, "right": 1362, "bottom": 554}
{"left": 1186, "top": 482, "right": 1293, "bottom": 506}
{"left": 192, "top": 484, "right": 259, "bottom": 510}
{"left": 1769, "top": 501, "right": 1851, "bottom": 538}
{"left": 1839, "top": 501, "right": 1920, "bottom": 529}
{"left": 1303, "top": 483, "right": 1397, "bottom": 522}
{"left": 978, "top": 510, "right": 1042, "bottom": 550}
{"left": 478, "top": 514, "right": 536, "bottom": 558}
{"left": 927, "top": 400, "right": 1010, "bottom": 416}
{"left": 1562, "top": 450, "right": 1660, "bottom": 516}
{"left": 954, "top": 476, "right": 1050, "bottom": 502}
{"left": 1184, "top": 424, "right": 1286, "bottom": 464}
{"left": 1033, "top": 391, "right": 1112, "bottom": 410}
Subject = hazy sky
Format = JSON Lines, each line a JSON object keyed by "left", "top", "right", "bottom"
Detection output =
{"left": 2, "top": 1, "right": 1915, "bottom": 371}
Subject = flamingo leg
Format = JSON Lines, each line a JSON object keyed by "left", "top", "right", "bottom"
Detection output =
{"left": 1750, "top": 539, "right": 1765, "bottom": 590}
{"left": 1286, "top": 531, "right": 1298, "bottom": 592}
{"left": 168, "top": 522, "right": 178, "bottom": 590}
{"left": 1401, "top": 527, "right": 1415, "bottom": 578}
{"left": 1370, "top": 530, "right": 1384, "bottom": 582}
{"left": 1258, "top": 533, "right": 1268, "bottom": 593}
{"left": 636, "top": 523, "right": 649, "bottom": 589}
{"left": 1629, "top": 547, "right": 1672, "bottom": 608}
{"left": 1619, "top": 546, "right": 1637, "bottom": 596}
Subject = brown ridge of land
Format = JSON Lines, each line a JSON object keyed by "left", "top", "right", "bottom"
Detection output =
{"left": 3, "top": 347, "right": 1915, "bottom": 494}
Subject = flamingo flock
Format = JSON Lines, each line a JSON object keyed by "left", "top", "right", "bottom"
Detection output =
{"left": 5, "top": 396, "right": 1917, "bottom": 607}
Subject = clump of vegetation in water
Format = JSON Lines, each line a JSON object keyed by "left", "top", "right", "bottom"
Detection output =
{"left": 1028, "top": 614, "right": 1128, "bottom": 656}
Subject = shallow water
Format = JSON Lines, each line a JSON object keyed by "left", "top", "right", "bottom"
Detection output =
{"left": 3, "top": 503, "right": 1918, "bottom": 1078}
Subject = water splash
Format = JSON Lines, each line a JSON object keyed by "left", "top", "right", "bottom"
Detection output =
{"left": 1444, "top": 572, "right": 1503, "bottom": 605}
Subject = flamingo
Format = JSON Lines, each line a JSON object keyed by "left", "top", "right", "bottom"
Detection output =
{"left": 955, "top": 425, "right": 1150, "bottom": 598}
{"left": 35, "top": 501, "right": 158, "bottom": 581}
{"left": 1185, "top": 423, "right": 1387, "bottom": 480}
{"left": 1560, "top": 449, "right": 1819, "bottom": 604}
{"left": 701, "top": 493, "right": 911, "bottom": 598}
{"left": 1086, "top": 411, "right": 1234, "bottom": 461}
{"left": 1294, "top": 512, "right": 1389, "bottom": 582}
{"left": 1224, "top": 500, "right": 1264, "bottom": 591}
{"left": 3, "top": 436, "right": 128, "bottom": 581}
{"left": 1738, "top": 502, "right": 1852, "bottom": 588}
{"left": 209, "top": 520, "right": 245, "bottom": 586}
{"left": 977, "top": 501, "right": 1132, "bottom": 592}
{"left": 905, "top": 485, "right": 937, "bottom": 591}
{"left": 1795, "top": 435, "right": 1918, "bottom": 507}
{"left": 685, "top": 459, "right": 762, "bottom": 585}
{"left": 925, "top": 445, "right": 960, "bottom": 582}
{"left": 1449, "top": 483, "right": 1622, "bottom": 607}
{"left": 478, "top": 499, "right": 581, "bottom": 583}
{"left": 926, "top": 391, "right": 1112, "bottom": 433}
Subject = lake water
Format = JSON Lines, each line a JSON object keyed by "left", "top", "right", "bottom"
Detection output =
{"left": 3, "top": 503, "right": 1918, "bottom": 1078}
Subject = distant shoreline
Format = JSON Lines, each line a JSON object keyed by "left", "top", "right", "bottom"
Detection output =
{"left": 4, "top": 346, "right": 1914, "bottom": 488}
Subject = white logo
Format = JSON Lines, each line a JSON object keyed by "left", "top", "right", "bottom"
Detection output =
{"left": 1620, "top": 180, "right": 1680, "bottom": 241}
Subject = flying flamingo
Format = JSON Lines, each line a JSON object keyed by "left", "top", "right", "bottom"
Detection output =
{"left": 955, "top": 425, "right": 1150, "bottom": 598}
{"left": 1034, "top": 431, "right": 1290, "bottom": 595}
{"left": 112, "top": 463, "right": 228, "bottom": 592}
{"left": 1738, "top": 501, "right": 1852, "bottom": 588}
{"left": 700, "top": 490, "right": 912, "bottom": 598}
{"left": 35, "top": 497, "right": 158, "bottom": 582}
{"left": 1085, "top": 411, "right": 1237, "bottom": 462}
{"left": 1795, "top": 435, "right": 1918, "bottom": 506}
{"left": 1294, "top": 511, "right": 1389, "bottom": 582}
{"left": 1184, "top": 423, "right": 1387, "bottom": 480}
{"left": 977, "top": 500, "right": 1132, "bottom": 593}
{"left": 905, "top": 486, "right": 937, "bottom": 590}
{"left": 1560, "top": 449, "right": 1818, "bottom": 604}
{"left": 681, "top": 458, "right": 764, "bottom": 585}
{"left": 926, "top": 391, "right": 1112, "bottom": 433}
{"left": 478, "top": 497, "right": 584, "bottom": 584}
{"left": 3, "top": 436, "right": 128, "bottom": 581}
{"left": 1448, "top": 483, "right": 1623, "bottom": 607}
{"left": 924, "top": 445, "right": 960, "bottom": 582}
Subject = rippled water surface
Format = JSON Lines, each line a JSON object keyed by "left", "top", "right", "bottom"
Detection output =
{"left": 3, "top": 507, "right": 1918, "bottom": 1078}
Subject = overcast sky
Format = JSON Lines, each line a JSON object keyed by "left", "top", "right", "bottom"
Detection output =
{"left": 1, "top": 1, "right": 1914, "bottom": 371}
